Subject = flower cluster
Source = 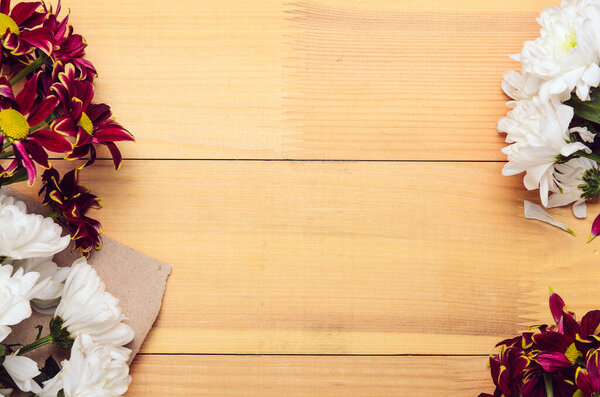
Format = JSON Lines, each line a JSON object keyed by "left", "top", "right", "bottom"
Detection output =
{"left": 499, "top": 0, "right": 600, "bottom": 233}
{"left": 0, "top": 190, "right": 133, "bottom": 396}
{"left": 480, "top": 292, "right": 600, "bottom": 397}
{"left": 0, "top": 0, "right": 134, "bottom": 256}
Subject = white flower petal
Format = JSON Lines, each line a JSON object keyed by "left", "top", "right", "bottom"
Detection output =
{"left": 55, "top": 258, "right": 134, "bottom": 347}
{"left": 573, "top": 200, "right": 587, "bottom": 219}
{"left": 524, "top": 200, "right": 574, "bottom": 235}
{"left": 47, "top": 335, "right": 132, "bottom": 397}
{"left": 3, "top": 355, "right": 41, "bottom": 393}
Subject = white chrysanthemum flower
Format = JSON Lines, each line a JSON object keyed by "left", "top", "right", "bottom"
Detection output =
{"left": 0, "top": 204, "right": 70, "bottom": 260}
{"left": 3, "top": 257, "right": 71, "bottom": 314}
{"left": 54, "top": 258, "right": 134, "bottom": 347}
{"left": 0, "top": 265, "right": 47, "bottom": 339}
{"left": 507, "top": 0, "right": 600, "bottom": 102}
{"left": 39, "top": 334, "right": 131, "bottom": 397}
{"left": 498, "top": 97, "right": 546, "bottom": 145}
{"left": 3, "top": 355, "right": 41, "bottom": 394}
{"left": 500, "top": 99, "right": 590, "bottom": 206}
{"left": 548, "top": 157, "right": 597, "bottom": 217}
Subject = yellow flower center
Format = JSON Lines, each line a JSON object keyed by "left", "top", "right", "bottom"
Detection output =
{"left": 0, "top": 109, "right": 29, "bottom": 141}
{"left": 560, "top": 31, "right": 577, "bottom": 53}
{"left": 0, "top": 13, "right": 20, "bottom": 36}
{"left": 77, "top": 112, "right": 94, "bottom": 135}
{"left": 565, "top": 343, "right": 582, "bottom": 363}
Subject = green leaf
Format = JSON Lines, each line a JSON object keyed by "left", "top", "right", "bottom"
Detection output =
{"left": 567, "top": 91, "right": 600, "bottom": 124}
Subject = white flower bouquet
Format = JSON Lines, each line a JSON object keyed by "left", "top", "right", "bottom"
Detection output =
{"left": 0, "top": 191, "right": 134, "bottom": 396}
{"left": 499, "top": 0, "right": 600, "bottom": 238}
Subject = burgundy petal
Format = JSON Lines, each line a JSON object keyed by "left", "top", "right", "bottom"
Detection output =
{"left": 86, "top": 103, "right": 111, "bottom": 123}
{"left": 71, "top": 97, "right": 83, "bottom": 121}
{"left": 582, "top": 311, "right": 600, "bottom": 337}
{"left": 78, "top": 80, "right": 94, "bottom": 110}
{"left": 521, "top": 376, "right": 546, "bottom": 397}
{"left": 3, "top": 32, "right": 20, "bottom": 51}
{"left": 20, "top": 28, "right": 53, "bottom": 55}
{"left": 0, "top": 76, "right": 14, "bottom": 101}
{"left": 550, "top": 292, "right": 566, "bottom": 324}
{"left": 52, "top": 116, "right": 77, "bottom": 136}
{"left": 22, "top": 139, "right": 48, "bottom": 168}
{"left": 537, "top": 352, "right": 573, "bottom": 372}
{"left": 13, "top": 141, "right": 36, "bottom": 185}
{"left": 560, "top": 311, "right": 580, "bottom": 338}
{"left": 15, "top": 71, "right": 39, "bottom": 113}
{"left": 533, "top": 331, "right": 571, "bottom": 352}
{"left": 27, "top": 95, "right": 58, "bottom": 126}
{"left": 93, "top": 124, "right": 134, "bottom": 142}
{"left": 591, "top": 212, "right": 600, "bottom": 242}
{"left": 10, "top": 2, "right": 41, "bottom": 26}
{"left": 588, "top": 351, "right": 600, "bottom": 392}
{"left": 65, "top": 144, "right": 89, "bottom": 160}
{"left": 576, "top": 368, "right": 593, "bottom": 396}
{"left": 30, "top": 129, "right": 71, "bottom": 153}
{"left": 104, "top": 141, "right": 122, "bottom": 170}
{"left": 0, "top": 0, "right": 10, "bottom": 15}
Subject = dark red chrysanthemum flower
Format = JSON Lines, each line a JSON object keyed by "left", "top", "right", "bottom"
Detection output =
{"left": 0, "top": 72, "right": 71, "bottom": 184}
{"left": 0, "top": 0, "right": 53, "bottom": 64}
{"left": 51, "top": 63, "right": 133, "bottom": 169}
{"left": 39, "top": 167, "right": 103, "bottom": 256}
{"left": 41, "top": 1, "right": 96, "bottom": 81}
{"left": 480, "top": 292, "right": 600, "bottom": 397}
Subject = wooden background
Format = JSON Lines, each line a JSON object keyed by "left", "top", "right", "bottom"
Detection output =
{"left": 14, "top": 0, "right": 600, "bottom": 395}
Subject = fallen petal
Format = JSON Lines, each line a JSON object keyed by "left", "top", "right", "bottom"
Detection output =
{"left": 589, "top": 212, "right": 600, "bottom": 242}
{"left": 524, "top": 201, "right": 575, "bottom": 236}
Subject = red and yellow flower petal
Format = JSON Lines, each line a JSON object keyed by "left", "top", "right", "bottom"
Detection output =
{"left": 104, "top": 141, "right": 122, "bottom": 170}
{"left": 93, "top": 121, "right": 134, "bottom": 142}
{"left": 29, "top": 128, "right": 71, "bottom": 152}
{"left": 20, "top": 28, "right": 53, "bottom": 55}
{"left": 536, "top": 352, "right": 573, "bottom": 372}
{"left": 10, "top": 2, "right": 42, "bottom": 26}
{"left": 12, "top": 141, "right": 36, "bottom": 185}
{"left": 550, "top": 292, "right": 566, "bottom": 324}
{"left": 14, "top": 70, "right": 38, "bottom": 113}
{"left": 0, "top": 76, "right": 14, "bottom": 101}
{"left": 27, "top": 95, "right": 58, "bottom": 126}
{"left": 581, "top": 311, "right": 600, "bottom": 337}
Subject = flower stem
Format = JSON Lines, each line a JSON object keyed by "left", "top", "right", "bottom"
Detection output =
{"left": 2, "top": 141, "right": 10, "bottom": 150}
{"left": 17, "top": 335, "right": 54, "bottom": 355}
{"left": 0, "top": 151, "right": 13, "bottom": 159}
{"left": 29, "top": 121, "right": 46, "bottom": 133}
{"left": 544, "top": 373, "right": 554, "bottom": 397}
{"left": 10, "top": 57, "right": 45, "bottom": 85}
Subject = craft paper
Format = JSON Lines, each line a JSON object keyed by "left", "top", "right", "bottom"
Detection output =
{"left": 1, "top": 187, "right": 171, "bottom": 379}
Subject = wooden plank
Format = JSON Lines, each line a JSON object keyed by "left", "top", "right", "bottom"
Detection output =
{"left": 128, "top": 355, "right": 491, "bottom": 396}
{"left": 12, "top": 160, "right": 600, "bottom": 355}
{"left": 55, "top": 0, "right": 557, "bottom": 160}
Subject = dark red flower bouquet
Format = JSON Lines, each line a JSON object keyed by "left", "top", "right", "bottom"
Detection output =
{"left": 0, "top": 0, "right": 134, "bottom": 256}
{"left": 480, "top": 292, "right": 600, "bottom": 397}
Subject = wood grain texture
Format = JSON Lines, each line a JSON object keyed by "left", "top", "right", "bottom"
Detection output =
{"left": 13, "top": 160, "right": 600, "bottom": 357}
{"left": 127, "top": 355, "right": 491, "bottom": 396}
{"left": 6, "top": 0, "right": 582, "bottom": 395}
{"left": 55, "top": 0, "right": 557, "bottom": 160}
